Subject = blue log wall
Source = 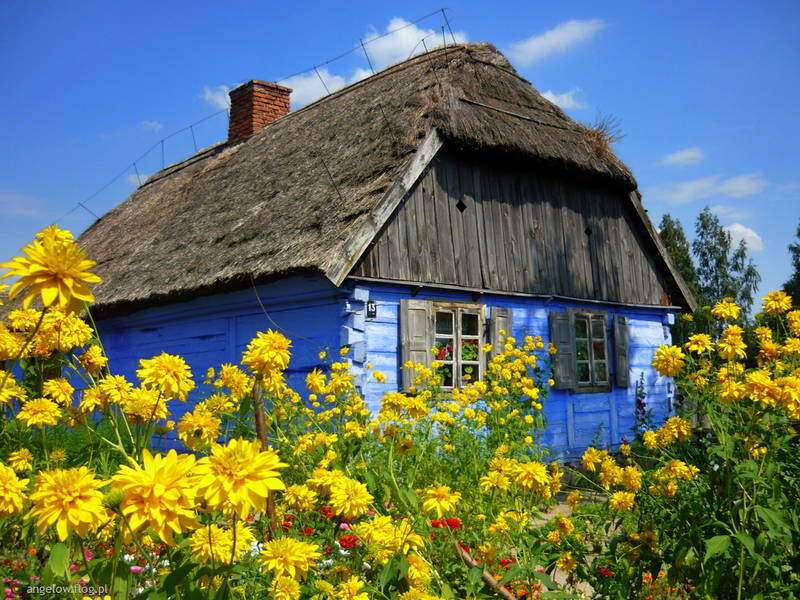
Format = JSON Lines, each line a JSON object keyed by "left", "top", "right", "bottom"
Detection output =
{"left": 345, "top": 281, "right": 675, "bottom": 459}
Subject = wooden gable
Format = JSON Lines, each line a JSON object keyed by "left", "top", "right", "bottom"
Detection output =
{"left": 351, "top": 147, "right": 690, "bottom": 308}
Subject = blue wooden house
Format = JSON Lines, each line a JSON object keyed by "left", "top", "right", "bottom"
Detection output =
{"left": 77, "top": 43, "right": 695, "bottom": 456}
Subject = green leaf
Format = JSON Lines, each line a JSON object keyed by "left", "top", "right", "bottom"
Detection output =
{"left": 400, "top": 488, "right": 419, "bottom": 510}
{"left": 162, "top": 561, "right": 195, "bottom": 594}
{"left": 734, "top": 532, "right": 755, "bottom": 556}
{"left": 704, "top": 535, "right": 731, "bottom": 562}
{"left": 378, "top": 560, "right": 397, "bottom": 590}
{"left": 498, "top": 564, "right": 523, "bottom": 585}
{"left": 440, "top": 583, "right": 456, "bottom": 600}
{"left": 755, "top": 506, "right": 791, "bottom": 539}
{"left": 467, "top": 565, "right": 483, "bottom": 586}
{"left": 46, "top": 542, "right": 70, "bottom": 577}
{"left": 531, "top": 569, "right": 558, "bottom": 589}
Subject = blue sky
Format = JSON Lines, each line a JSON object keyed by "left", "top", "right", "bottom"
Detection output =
{"left": 2, "top": 1, "right": 798, "bottom": 301}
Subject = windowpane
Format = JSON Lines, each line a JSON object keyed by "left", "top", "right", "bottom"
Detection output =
{"left": 575, "top": 317, "right": 588, "bottom": 339}
{"left": 591, "top": 317, "right": 605, "bottom": 340}
{"left": 461, "top": 312, "right": 479, "bottom": 336}
{"left": 577, "top": 362, "right": 591, "bottom": 383}
{"left": 576, "top": 340, "right": 589, "bottom": 361}
{"left": 461, "top": 339, "right": 480, "bottom": 361}
{"left": 461, "top": 364, "right": 478, "bottom": 383}
{"left": 436, "top": 364, "right": 453, "bottom": 387}
{"left": 436, "top": 311, "right": 453, "bottom": 335}
{"left": 594, "top": 361, "right": 608, "bottom": 383}
{"left": 593, "top": 340, "right": 606, "bottom": 360}
{"left": 434, "top": 338, "right": 453, "bottom": 361}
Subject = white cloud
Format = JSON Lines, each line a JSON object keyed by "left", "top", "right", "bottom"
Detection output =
{"left": 281, "top": 69, "right": 348, "bottom": 109}
{"left": 0, "top": 190, "right": 52, "bottom": 217}
{"left": 709, "top": 204, "right": 750, "bottom": 222}
{"left": 140, "top": 120, "right": 163, "bottom": 132}
{"left": 360, "top": 17, "right": 468, "bottom": 71}
{"left": 647, "top": 172, "right": 768, "bottom": 204}
{"left": 779, "top": 183, "right": 800, "bottom": 192}
{"left": 725, "top": 223, "right": 763, "bottom": 252}
{"left": 541, "top": 88, "right": 586, "bottom": 110}
{"left": 507, "top": 19, "right": 606, "bottom": 67}
{"left": 127, "top": 173, "right": 151, "bottom": 187}
{"left": 657, "top": 146, "right": 703, "bottom": 167}
{"left": 202, "top": 85, "right": 232, "bottom": 110}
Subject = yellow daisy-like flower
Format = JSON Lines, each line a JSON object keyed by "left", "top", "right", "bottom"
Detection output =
{"left": 622, "top": 466, "right": 643, "bottom": 492}
{"left": 242, "top": 329, "right": 292, "bottom": 376}
{"left": 17, "top": 397, "right": 61, "bottom": 427}
{"left": 651, "top": 345, "right": 685, "bottom": 377}
{"left": 177, "top": 407, "right": 221, "bottom": 451}
{"left": 259, "top": 537, "right": 321, "bottom": 579}
{"left": 50, "top": 448, "right": 67, "bottom": 465}
{"left": 1, "top": 233, "right": 101, "bottom": 311}
{"left": 97, "top": 374, "right": 133, "bottom": 404}
{"left": 111, "top": 449, "right": 199, "bottom": 545}
{"left": 36, "top": 224, "right": 74, "bottom": 243}
{"left": 684, "top": 334, "right": 714, "bottom": 355}
{"left": 566, "top": 490, "right": 581, "bottom": 508}
{"left": 77, "top": 345, "right": 108, "bottom": 374}
{"left": 214, "top": 364, "right": 252, "bottom": 400}
{"left": 42, "top": 378, "right": 75, "bottom": 406}
{"left": 195, "top": 438, "right": 287, "bottom": 517}
{"left": 420, "top": 484, "right": 461, "bottom": 518}
{"left": 479, "top": 470, "right": 510, "bottom": 492}
{"left": 284, "top": 484, "right": 318, "bottom": 513}
{"left": 137, "top": 352, "right": 195, "bottom": 401}
{"left": 581, "top": 446, "right": 608, "bottom": 472}
{"left": 189, "top": 524, "right": 232, "bottom": 564}
{"left": 608, "top": 491, "right": 636, "bottom": 513}
{"left": 7, "top": 448, "right": 33, "bottom": 472}
{"left": 272, "top": 576, "right": 301, "bottom": 600}
{"left": 334, "top": 576, "right": 369, "bottom": 600}
{"left": 28, "top": 466, "right": 109, "bottom": 540}
{"left": 0, "top": 463, "right": 29, "bottom": 516}
{"left": 513, "top": 461, "right": 552, "bottom": 496}
{"left": 762, "top": 291, "right": 792, "bottom": 315}
{"left": 405, "top": 552, "right": 432, "bottom": 588}
{"left": 329, "top": 478, "right": 374, "bottom": 520}
{"left": 120, "top": 387, "right": 169, "bottom": 424}
{"left": 710, "top": 298, "right": 741, "bottom": 321}
{"left": 556, "top": 551, "right": 577, "bottom": 572}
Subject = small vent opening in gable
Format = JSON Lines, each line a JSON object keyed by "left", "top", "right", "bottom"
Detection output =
{"left": 456, "top": 198, "right": 467, "bottom": 213}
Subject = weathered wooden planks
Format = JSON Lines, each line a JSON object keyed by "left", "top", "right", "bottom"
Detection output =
{"left": 352, "top": 148, "right": 675, "bottom": 307}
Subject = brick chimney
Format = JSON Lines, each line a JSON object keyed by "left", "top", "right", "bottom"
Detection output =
{"left": 227, "top": 80, "right": 292, "bottom": 145}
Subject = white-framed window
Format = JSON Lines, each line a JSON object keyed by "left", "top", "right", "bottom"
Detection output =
{"left": 432, "top": 304, "right": 484, "bottom": 388}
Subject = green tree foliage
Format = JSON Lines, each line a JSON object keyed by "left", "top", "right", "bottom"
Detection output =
{"left": 692, "top": 206, "right": 761, "bottom": 314}
{"left": 782, "top": 218, "right": 800, "bottom": 302}
{"left": 658, "top": 213, "right": 700, "bottom": 296}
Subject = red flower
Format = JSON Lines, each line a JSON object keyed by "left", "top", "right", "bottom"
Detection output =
{"left": 598, "top": 567, "right": 615, "bottom": 577}
{"left": 445, "top": 518, "right": 462, "bottom": 529}
{"left": 320, "top": 505, "right": 335, "bottom": 519}
{"left": 459, "top": 542, "right": 471, "bottom": 553}
{"left": 338, "top": 535, "right": 359, "bottom": 549}
{"left": 500, "top": 558, "right": 517, "bottom": 567}
{"left": 430, "top": 519, "right": 446, "bottom": 528}
{"left": 299, "top": 526, "right": 314, "bottom": 536}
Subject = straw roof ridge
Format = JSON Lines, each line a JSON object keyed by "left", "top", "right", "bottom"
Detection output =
{"left": 72, "top": 42, "right": 638, "bottom": 317}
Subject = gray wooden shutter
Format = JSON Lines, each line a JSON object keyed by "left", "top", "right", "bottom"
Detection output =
{"left": 549, "top": 311, "right": 576, "bottom": 390}
{"left": 400, "top": 299, "right": 433, "bottom": 389}
{"left": 614, "top": 315, "right": 630, "bottom": 388}
{"left": 490, "top": 307, "right": 513, "bottom": 357}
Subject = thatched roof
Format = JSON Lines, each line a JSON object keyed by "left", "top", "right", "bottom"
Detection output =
{"left": 78, "top": 43, "right": 640, "bottom": 316}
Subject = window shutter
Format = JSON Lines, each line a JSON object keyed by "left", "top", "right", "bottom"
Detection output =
{"left": 400, "top": 299, "right": 433, "bottom": 390}
{"left": 490, "top": 307, "right": 513, "bottom": 357}
{"left": 549, "top": 310, "right": 576, "bottom": 390}
{"left": 614, "top": 315, "right": 630, "bottom": 388}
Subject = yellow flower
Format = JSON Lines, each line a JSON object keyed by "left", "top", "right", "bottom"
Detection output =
{"left": 306, "top": 369, "right": 328, "bottom": 395}
{"left": 17, "top": 398, "right": 61, "bottom": 427}
{"left": 556, "top": 551, "right": 577, "bottom": 572}
{"left": 215, "top": 364, "right": 252, "bottom": 400}
{"left": 120, "top": 387, "right": 169, "bottom": 424}
{"left": 420, "top": 485, "right": 461, "bottom": 518}
{"left": 479, "top": 470, "right": 510, "bottom": 491}
{"left": 42, "top": 378, "right": 74, "bottom": 406}
{"left": 177, "top": 407, "right": 221, "bottom": 450}
{"left": 77, "top": 346, "right": 108, "bottom": 374}
{"left": 405, "top": 553, "right": 432, "bottom": 588}
{"left": 711, "top": 298, "right": 741, "bottom": 321}
{"left": 330, "top": 478, "right": 374, "bottom": 520}
{"left": 97, "top": 374, "right": 134, "bottom": 404}
{"left": 609, "top": 491, "right": 636, "bottom": 513}
{"left": 622, "top": 466, "right": 643, "bottom": 492}
{"left": 272, "top": 576, "right": 301, "bottom": 600}
{"left": 513, "top": 461, "right": 551, "bottom": 496}
{"left": 28, "top": 467, "right": 109, "bottom": 540}
{"left": 0, "top": 463, "right": 28, "bottom": 516}
{"left": 1, "top": 232, "right": 101, "bottom": 310}
{"left": 242, "top": 329, "right": 292, "bottom": 376}
{"left": 137, "top": 352, "right": 195, "bottom": 401}
{"left": 50, "top": 448, "right": 67, "bottom": 465}
{"left": 195, "top": 438, "right": 286, "bottom": 517}
{"left": 339, "top": 346, "right": 350, "bottom": 357}
{"left": 284, "top": 484, "right": 318, "bottom": 512}
{"left": 652, "top": 345, "right": 685, "bottom": 377}
{"left": 581, "top": 447, "right": 608, "bottom": 472}
{"left": 334, "top": 577, "right": 369, "bottom": 600}
{"left": 684, "top": 334, "right": 714, "bottom": 355}
{"left": 111, "top": 449, "right": 199, "bottom": 545}
{"left": 566, "top": 490, "right": 581, "bottom": 508}
{"left": 642, "top": 430, "right": 658, "bottom": 450}
{"left": 762, "top": 291, "right": 792, "bottom": 315}
{"left": 189, "top": 524, "right": 234, "bottom": 564}
{"left": 7, "top": 448, "right": 33, "bottom": 472}
{"left": 372, "top": 370, "right": 387, "bottom": 383}
{"left": 259, "top": 537, "right": 321, "bottom": 579}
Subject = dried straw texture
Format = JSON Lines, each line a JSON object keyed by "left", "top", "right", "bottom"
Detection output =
{"left": 77, "top": 43, "right": 636, "bottom": 316}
